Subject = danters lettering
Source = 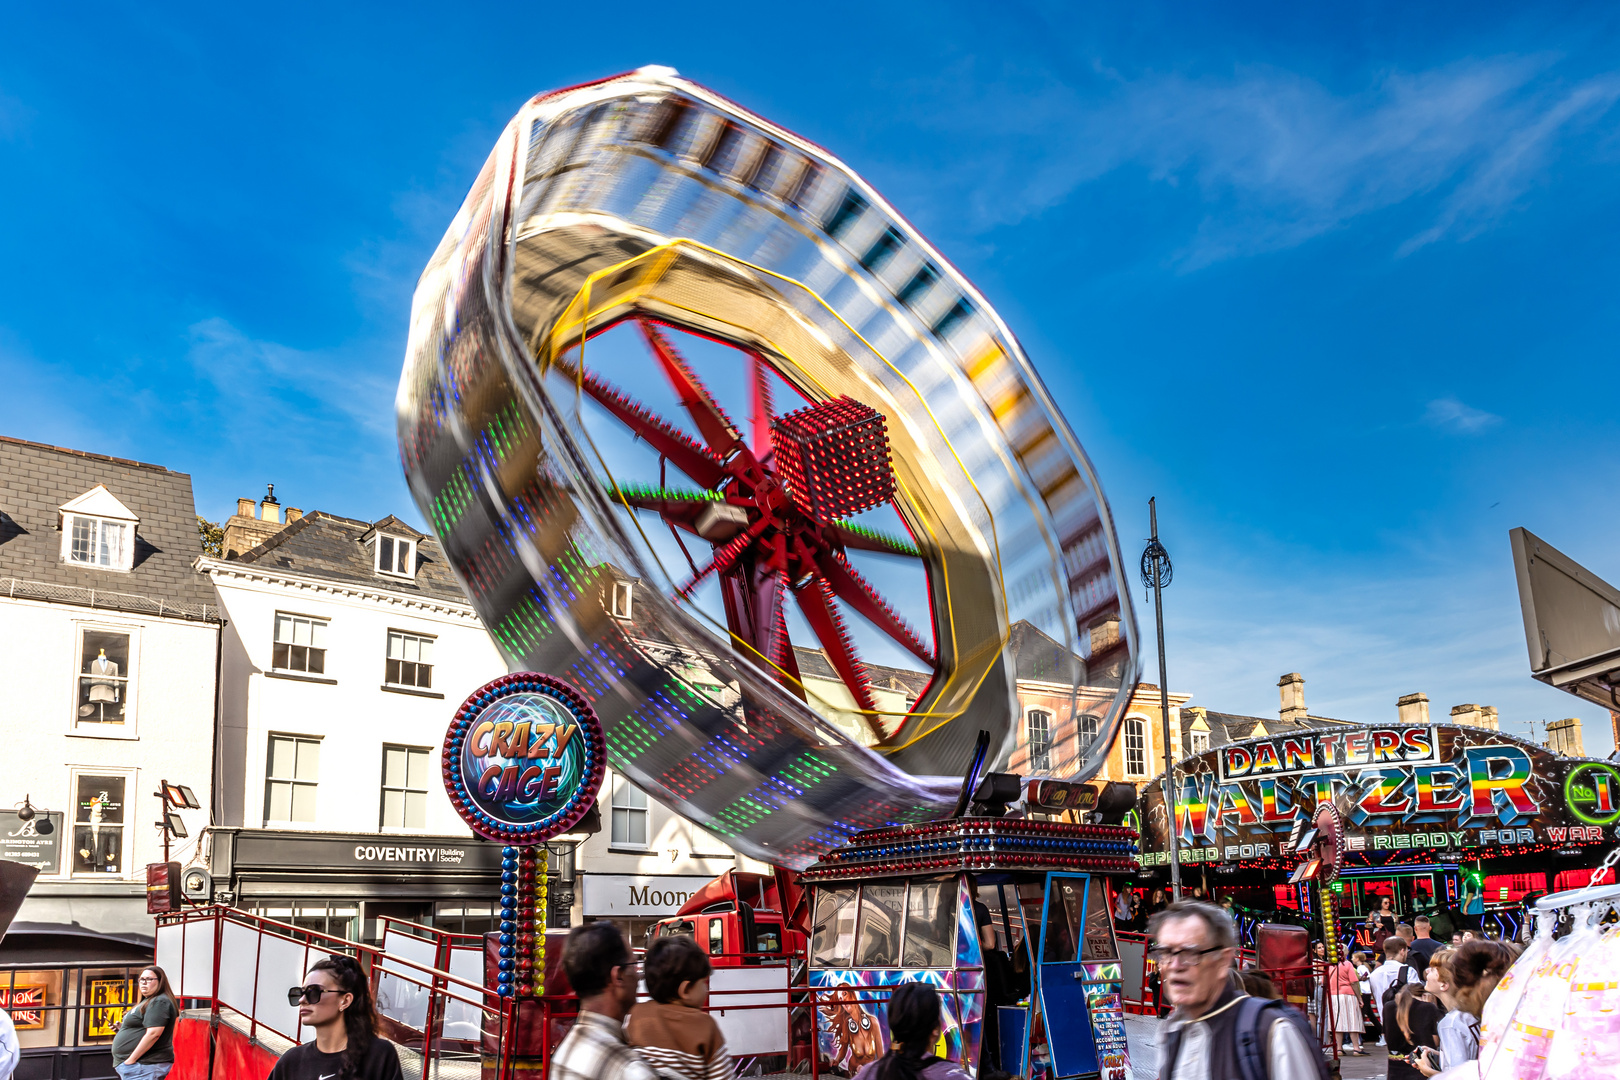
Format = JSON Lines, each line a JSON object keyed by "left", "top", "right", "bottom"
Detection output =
{"left": 1217, "top": 726, "right": 1441, "bottom": 780}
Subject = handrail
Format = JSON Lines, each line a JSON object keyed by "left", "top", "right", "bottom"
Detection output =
{"left": 159, "top": 905, "right": 814, "bottom": 1080}
{"left": 157, "top": 905, "right": 519, "bottom": 1076}
{"left": 379, "top": 914, "right": 488, "bottom": 946}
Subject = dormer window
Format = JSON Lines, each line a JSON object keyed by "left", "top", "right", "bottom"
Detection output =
{"left": 69, "top": 516, "right": 128, "bottom": 568}
{"left": 376, "top": 535, "right": 416, "bottom": 578}
{"left": 609, "top": 580, "right": 634, "bottom": 620}
{"left": 58, "top": 486, "right": 138, "bottom": 572}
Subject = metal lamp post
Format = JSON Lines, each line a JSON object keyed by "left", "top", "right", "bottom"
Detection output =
{"left": 1141, "top": 498, "right": 1181, "bottom": 901}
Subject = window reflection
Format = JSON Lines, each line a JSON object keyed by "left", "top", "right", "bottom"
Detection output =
{"left": 810, "top": 886, "right": 857, "bottom": 967}
{"left": 856, "top": 883, "right": 904, "bottom": 967}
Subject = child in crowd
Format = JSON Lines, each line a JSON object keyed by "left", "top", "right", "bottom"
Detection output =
{"left": 627, "top": 936, "right": 734, "bottom": 1080}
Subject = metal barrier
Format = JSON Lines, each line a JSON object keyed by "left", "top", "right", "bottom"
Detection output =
{"left": 155, "top": 907, "right": 806, "bottom": 1080}
{"left": 156, "top": 905, "right": 518, "bottom": 1079}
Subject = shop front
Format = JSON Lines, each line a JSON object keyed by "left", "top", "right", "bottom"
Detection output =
{"left": 580, "top": 873, "right": 716, "bottom": 946}
{"left": 209, "top": 828, "right": 527, "bottom": 945}
{"left": 1139, "top": 723, "right": 1620, "bottom": 937}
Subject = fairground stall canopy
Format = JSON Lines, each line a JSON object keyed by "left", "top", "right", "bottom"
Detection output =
{"left": 1138, "top": 723, "right": 1620, "bottom": 927}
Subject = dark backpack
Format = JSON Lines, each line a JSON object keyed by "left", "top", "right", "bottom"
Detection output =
{"left": 1162, "top": 996, "right": 1329, "bottom": 1080}
{"left": 1380, "top": 963, "right": 1415, "bottom": 1027}
{"left": 1232, "top": 996, "right": 1329, "bottom": 1080}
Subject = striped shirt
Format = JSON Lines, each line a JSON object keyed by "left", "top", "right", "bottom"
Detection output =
{"left": 626, "top": 1000, "right": 735, "bottom": 1080}
{"left": 549, "top": 1011, "right": 659, "bottom": 1080}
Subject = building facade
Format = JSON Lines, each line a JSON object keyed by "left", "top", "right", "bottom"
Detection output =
{"left": 0, "top": 437, "right": 221, "bottom": 1074}
{"left": 199, "top": 502, "right": 517, "bottom": 942}
{"left": 198, "top": 501, "right": 763, "bottom": 946}
{"left": 0, "top": 437, "right": 221, "bottom": 941}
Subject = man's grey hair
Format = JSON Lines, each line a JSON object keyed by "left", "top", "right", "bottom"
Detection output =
{"left": 1147, "top": 900, "right": 1238, "bottom": 951}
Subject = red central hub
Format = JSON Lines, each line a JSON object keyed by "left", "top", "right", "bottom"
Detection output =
{"left": 559, "top": 317, "right": 935, "bottom": 732}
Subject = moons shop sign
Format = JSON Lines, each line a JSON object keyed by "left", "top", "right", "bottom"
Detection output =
{"left": 1139, "top": 724, "right": 1620, "bottom": 867}
{"left": 443, "top": 673, "right": 606, "bottom": 844}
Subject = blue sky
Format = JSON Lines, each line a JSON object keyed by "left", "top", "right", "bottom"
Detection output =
{"left": 3, "top": 3, "right": 1617, "bottom": 752}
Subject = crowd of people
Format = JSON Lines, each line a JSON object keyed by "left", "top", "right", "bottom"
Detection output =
{"left": 37, "top": 887, "right": 1515, "bottom": 1080}
{"left": 1318, "top": 917, "right": 1515, "bottom": 1079}
{"left": 1150, "top": 899, "right": 1518, "bottom": 1080}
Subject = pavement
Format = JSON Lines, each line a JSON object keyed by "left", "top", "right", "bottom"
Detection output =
{"left": 1123, "top": 1013, "right": 1390, "bottom": 1080}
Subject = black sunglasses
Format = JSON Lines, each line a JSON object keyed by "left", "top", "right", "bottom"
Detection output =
{"left": 288, "top": 984, "right": 343, "bottom": 1006}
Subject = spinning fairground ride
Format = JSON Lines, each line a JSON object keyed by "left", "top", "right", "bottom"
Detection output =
{"left": 397, "top": 66, "right": 1141, "bottom": 870}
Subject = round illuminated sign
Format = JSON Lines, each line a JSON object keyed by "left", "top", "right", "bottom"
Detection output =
{"left": 442, "top": 673, "right": 605, "bottom": 844}
{"left": 1564, "top": 762, "right": 1620, "bottom": 827}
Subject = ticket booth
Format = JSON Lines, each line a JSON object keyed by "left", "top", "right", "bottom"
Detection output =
{"left": 803, "top": 818, "right": 1137, "bottom": 1079}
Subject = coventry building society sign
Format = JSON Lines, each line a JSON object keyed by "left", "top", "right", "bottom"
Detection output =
{"left": 1140, "top": 724, "right": 1620, "bottom": 866}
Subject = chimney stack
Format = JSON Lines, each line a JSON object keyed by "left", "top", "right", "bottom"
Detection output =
{"left": 1278, "top": 673, "right": 1307, "bottom": 724}
{"left": 1450, "top": 704, "right": 1482, "bottom": 727}
{"left": 1397, "top": 693, "right": 1430, "bottom": 725}
{"left": 260, "top": 483, "right": 281, "bottom": 524}
{"left": 222, "top": 484, "right": 293, "bottom": 560}
{"left": 1546, "top": 717, "right": 1585, "bottom": 756}
{"left": 286, "top": 508, "right": 303, "bottom": 523}
{"left": 1479, "top": 706, "right": 1499, "bottom": 730}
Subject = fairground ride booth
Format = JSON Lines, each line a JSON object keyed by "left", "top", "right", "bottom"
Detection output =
{"left": 1137, "top": 722, "right": 1620, "bottom": 946}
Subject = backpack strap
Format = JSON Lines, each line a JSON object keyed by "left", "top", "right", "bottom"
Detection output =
{"left": 1233, "top": 997, "right": 1330, "bottom": 1080}
{"left": 1232, "top": 996, "right": 1272, "bottom": 1080}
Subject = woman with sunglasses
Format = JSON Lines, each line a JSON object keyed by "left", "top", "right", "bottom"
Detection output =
{"left": 269, "top": 955, "right": 401, "bottom": 1080}
{"left": 110, "top": 966, "right": 177, "bottom": 1078}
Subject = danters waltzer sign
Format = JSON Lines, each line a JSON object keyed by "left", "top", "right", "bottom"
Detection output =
{"left": 1139, "top": 724, "right": 1620, "bottom": 867}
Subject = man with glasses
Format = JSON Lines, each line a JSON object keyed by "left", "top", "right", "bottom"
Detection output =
{"left": 1152, "top": 901, "right": 1325, "bottom": 1080}
{"left": 549, "top": 923, "right": 657, "bottom": 1080}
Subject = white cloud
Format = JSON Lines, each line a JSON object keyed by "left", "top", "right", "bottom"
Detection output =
{"left": 184, "top": 317, "right": 397, "bottom": 440}
{"left": 1424, "top": 396, "right": 1503, "bottom": 434}
{"left": 910, "top": 55, "right": 1620, "bottom": 266}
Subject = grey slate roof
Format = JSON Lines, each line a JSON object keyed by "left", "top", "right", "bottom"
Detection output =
{"left": 792, "top": 645, "right": 933, "bottom": 694}
{"left": 1184, "top": 708, "right": 1356, "bottom": 748}
{"left": 233, "top": 511, "right": 470, "bottom": 604}
{"left": 1007, "top": 620, "right": 1088, "bottom": 685}
{"left": 0, "top": 436, "right": 217, "bottom": 612}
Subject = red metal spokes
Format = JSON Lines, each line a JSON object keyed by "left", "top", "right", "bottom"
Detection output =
{"left": 579, "top": 316, "right": 937, "bottom": 739}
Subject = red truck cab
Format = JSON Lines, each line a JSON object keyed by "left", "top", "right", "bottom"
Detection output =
{"left": 649, "top": 868, "right": 807, "bottom": 965}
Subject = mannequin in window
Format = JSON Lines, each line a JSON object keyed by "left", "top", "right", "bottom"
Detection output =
{"left": 81, "top": 648, "right": 120, "bottom": 720}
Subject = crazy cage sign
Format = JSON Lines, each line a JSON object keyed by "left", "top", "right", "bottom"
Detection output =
{"left": 443, "top": 673, "right": 605, "bottom": 844}
{"left": 1140, "top": 724, "right": 1620, "bottom": 866}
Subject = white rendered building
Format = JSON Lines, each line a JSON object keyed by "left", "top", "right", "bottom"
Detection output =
{"left": 0, "top": 437, "right": 220, "bottom": 942}
{"left": 198, "top": 501, "right": 757, "bottom": 944}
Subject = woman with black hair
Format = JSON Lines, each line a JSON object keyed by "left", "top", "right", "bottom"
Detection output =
{"left": 851, "top": 982, "right": 971, "bottom": 1080}
{"left": 269, "top": 955, "right": 402, "bottom": 1080}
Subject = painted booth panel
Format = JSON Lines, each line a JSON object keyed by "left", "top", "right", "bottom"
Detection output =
{"left": 810, "top": 875, "right": 985, "bottom": 1076}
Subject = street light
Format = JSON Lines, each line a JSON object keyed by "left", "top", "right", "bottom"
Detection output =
{"left": 1141, "top": 498, "right": 1181, "bottom": 901}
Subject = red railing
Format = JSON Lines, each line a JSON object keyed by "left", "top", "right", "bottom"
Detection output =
{"left": 155, "top": 907, "right": 808, "bottom": 1079}
{"left": 156, "top": 905, "right": 520, "bottom": 1078}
